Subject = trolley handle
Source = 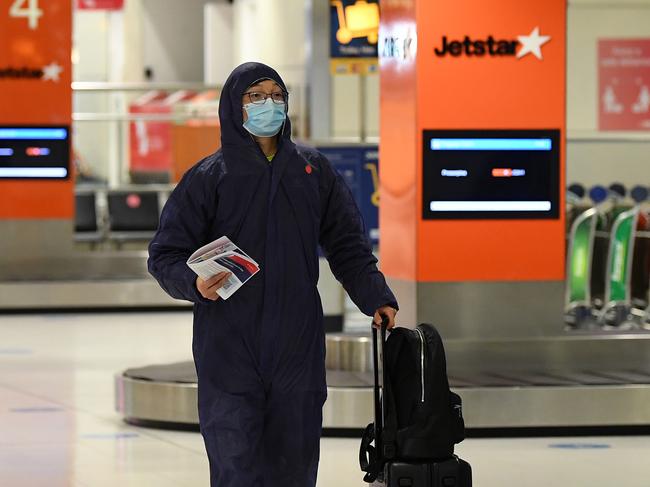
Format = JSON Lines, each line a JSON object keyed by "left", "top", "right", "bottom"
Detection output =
{"left": 371, "top": 314, "right": 391, "bottom": 461}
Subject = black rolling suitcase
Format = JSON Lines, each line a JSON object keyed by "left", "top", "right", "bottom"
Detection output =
{"left": 359, "top": 320, "right": 472, "bottom": 486}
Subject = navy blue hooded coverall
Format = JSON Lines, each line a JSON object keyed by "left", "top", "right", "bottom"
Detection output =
{"left": 148, "top": 62, "right": 397, "bottom": 487}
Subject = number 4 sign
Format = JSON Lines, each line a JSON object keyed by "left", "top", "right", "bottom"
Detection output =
{"left": 1, "top": 0, "right": 71, "bottom": 124}
{"left": 9, "top": 0, "right": 43, "bottom": 30}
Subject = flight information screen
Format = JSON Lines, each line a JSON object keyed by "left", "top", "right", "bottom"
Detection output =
{"left": 0, "top": 126, "right": 70, "bottom": 179}
{"left": 422, "top": 129, "right": 560, "bottom": 220}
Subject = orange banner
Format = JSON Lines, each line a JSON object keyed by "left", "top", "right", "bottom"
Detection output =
{"left": 0, "top": 0, "right": 73, "bottom": 218}
{"left": 380, "top": 0, "right": 566, "bottom": 282}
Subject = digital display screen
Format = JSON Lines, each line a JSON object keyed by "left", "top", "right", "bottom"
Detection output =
{"left": 0, "top": 126, "right": 70, "bottom": 179}
{"left": 422, "top": 129, "right": 560, "bottom": 220}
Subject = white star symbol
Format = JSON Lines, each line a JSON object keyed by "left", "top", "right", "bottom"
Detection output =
{"left": 42, "top": 62, "right": 63, "bottom": 82}
{"left": 517, "top": 27, "right": 551, "bottom": 60}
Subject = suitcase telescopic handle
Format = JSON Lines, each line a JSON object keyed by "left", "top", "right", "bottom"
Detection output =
{"left": 360, "top": 315, "right": 391, "bottom": 483}
{"left": 371, "top": 315, "right": 390, "bottom": 461}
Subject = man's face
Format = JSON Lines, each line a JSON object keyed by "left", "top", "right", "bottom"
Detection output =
{"left": 241, "top": 79, "right": 285, "bottom": 122}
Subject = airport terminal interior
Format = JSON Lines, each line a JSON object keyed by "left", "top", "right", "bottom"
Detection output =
{"left": 2, "top": 0, "right": 650, "bottom": 486}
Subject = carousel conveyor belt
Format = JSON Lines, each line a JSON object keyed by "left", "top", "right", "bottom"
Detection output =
{"left": 115, "top": 332, "right": 650, "bottom": 434}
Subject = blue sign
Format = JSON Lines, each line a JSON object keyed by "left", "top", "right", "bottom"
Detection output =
{"left": 0, "top": 128, "right": 67, "bottom": 140}
{"left": 330, "top": 0, "right": 379, "bottom": 59}
{"left": 317, "top": 145, "right": 379, "bottom": 246}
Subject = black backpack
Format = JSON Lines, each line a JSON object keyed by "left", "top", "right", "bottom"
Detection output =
{"left": 359, "top": 323, "right": 466, "bottom": 483}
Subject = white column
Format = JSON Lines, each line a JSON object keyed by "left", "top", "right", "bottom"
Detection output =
{"left": 204, "top": 1, "right": 234, "bottom": 85}
{"left": 107, "top": 10, "right": 126, "bottom": 187}
{"left": 233, "top": 0, "right": 306, "bottom": 82}
{"left": 232, "top": 0, "right": 308, "bottom": 136}
{"left": 307, "top": 0, "right": 331, "bottom": 141}
{"left": 121, "top": 0, "right": 145, "bottom": 83}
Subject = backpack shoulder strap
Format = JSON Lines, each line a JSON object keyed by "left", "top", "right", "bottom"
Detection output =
{"left": 359, "top": 423, "right": 380, "bottom": 483}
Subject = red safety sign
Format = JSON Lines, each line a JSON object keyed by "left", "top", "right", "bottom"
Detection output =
{"left": 599, "top": 39, "right": 650, "bottom": 131}
{"left": 76, "top": 0, "right": 124, "bottom": 10}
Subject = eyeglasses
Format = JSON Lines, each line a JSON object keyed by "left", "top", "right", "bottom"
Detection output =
{"left": 243, "top": 91, "right": 287, "bottom": 105}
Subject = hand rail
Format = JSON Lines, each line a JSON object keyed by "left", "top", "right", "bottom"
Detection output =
{"left": 567, "top": 130, "right": 650, "bottom": 143}
{"left": 72, "top": 113, "right": 219, "bottom": 122}
{"left": 72, "top": 82, "right": 220, "bottom": 92}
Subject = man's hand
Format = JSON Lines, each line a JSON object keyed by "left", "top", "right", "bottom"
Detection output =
{"left": 196, "top": 272, "right": 232, "bottom": 301}
{"left": 373, "top": 305, "right": 397, "bottom": 330}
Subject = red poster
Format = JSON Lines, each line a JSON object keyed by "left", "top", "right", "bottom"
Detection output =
{"left": 76, "top": 0, "right": 124, "bottom": 10}
{"left": 599, "top": 39, "right": 650, "bottom": 131}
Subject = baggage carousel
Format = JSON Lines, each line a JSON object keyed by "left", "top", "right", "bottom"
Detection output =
{"left": 0, "top": 252, "right": 183, "bottom": 310}
{"left": 0, "top": 253, "right": 343, "bottom": 334}
{"left": 115, "top": 331, "right": 650, "bottom": 435}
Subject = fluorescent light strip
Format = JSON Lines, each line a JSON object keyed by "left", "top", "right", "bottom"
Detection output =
{"left": 430, "top": 201, "right": 552, "bottom": 212}
{"left": 0, "top": 128, "right": 68, "bottom": 140}
{"left": 0, "top": 167, "right": 68, "bottom": 178}
{"left": 0, "top": 148, "right": 14, "bottom": 156}
{"left": 430, "top": 138, "right": 552, "bottom": 151}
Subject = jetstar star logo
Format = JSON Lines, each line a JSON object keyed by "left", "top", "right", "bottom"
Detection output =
{"left": 434, "top": 27, "right": 551, "bottom": 60}
{"left": 0, "top": 62, "right": 64, "bottom": 81}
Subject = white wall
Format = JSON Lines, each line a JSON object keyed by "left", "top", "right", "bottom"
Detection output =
{"left": 141, "top": 0, "right": 212, "bottom": 82}
{"left": 205, "top": 2, "right": 234, "bottom": 84}
{"left": 230, "top": 0, "right": 308, "bottom": 135}
{"left": 331, "top": 75, "right": 361, "bottom": 139}
{"left": 73, "top": 0, "right": 213, "bottom": 183}
{"left": 73, "top": 11, "right": 112, "bottom": 181}
{"left": 566, "top": 0, "right": 650, "bottom": 188}
{"left": 73, "top": 12, "right": 110, "bottom": 82}
{"left": 232, "top": 0, "right": 306, "bottom": 87}
{"left": 307, "top": 0, "right": 330, "bottom": 140}
{"left": 331, "top": 74, "right": 379, "bottom": 140}
{"left": 567, "top": 1, "right": 650, "bottom": 131}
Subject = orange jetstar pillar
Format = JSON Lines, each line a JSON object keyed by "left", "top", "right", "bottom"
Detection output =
{"left": 379, "top": 0, "right": 567, "bottom": 337}
{"left": 0, "top": 0, "right": 73, "bottom": 219}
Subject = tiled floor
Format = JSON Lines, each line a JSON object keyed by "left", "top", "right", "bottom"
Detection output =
{"left": 1, "top": 311, "right": 649, "bottom": 486}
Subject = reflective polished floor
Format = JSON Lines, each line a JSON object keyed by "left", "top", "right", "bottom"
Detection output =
{"left": 1, "top": 311, "right": 649, "bottom": 486}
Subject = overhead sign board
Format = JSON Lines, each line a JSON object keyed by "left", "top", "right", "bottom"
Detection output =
{"left": 330, "top": 0, "right": 379, "bottom": 75}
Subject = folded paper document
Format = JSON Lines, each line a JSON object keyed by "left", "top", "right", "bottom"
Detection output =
{"left": 187, "top": 236, "right": 260, "bottom": 300}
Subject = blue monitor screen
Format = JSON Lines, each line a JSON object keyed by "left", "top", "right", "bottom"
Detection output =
{"left": 422, "top": 129, "right": 560, "bottom": 220}
{"left": 0, "top": 126, "right": 70, "bottom": 179}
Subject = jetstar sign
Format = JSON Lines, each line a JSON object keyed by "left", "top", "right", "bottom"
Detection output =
{"left": 0, "top": 62, "right": 64, "bottom": 81}
{"left": 434, "top": 27, "right": 551, "bottom": 60}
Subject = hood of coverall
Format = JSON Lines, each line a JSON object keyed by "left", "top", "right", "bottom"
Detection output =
{"left": 218, "top": 62, "right": 292, "bottom": 149}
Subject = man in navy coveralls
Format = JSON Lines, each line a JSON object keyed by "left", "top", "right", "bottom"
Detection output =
{"left": 148, "top": 62, "right": 398, "bottom": 487}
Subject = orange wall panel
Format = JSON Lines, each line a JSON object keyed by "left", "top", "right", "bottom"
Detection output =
{"left": 0, "top": 0, "right": 73, "bottom": 219}
{"left": 380, "top": 0, "right": 567, "bottom": 282}
{"left": 378, "top": 1, "right": 418, "bottom": 280}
